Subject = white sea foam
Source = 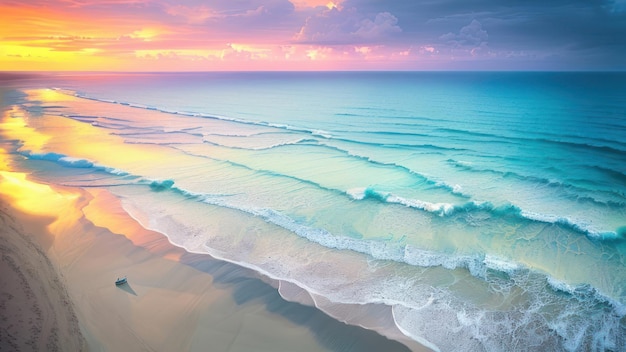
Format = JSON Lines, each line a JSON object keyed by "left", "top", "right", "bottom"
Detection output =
{"left": 483, "top": 254, "right": 521, "bottom": 273}
{"left": 547, "top": 276, "right": 626, "bottom": 317}
{"left": 346, "top": 187, "right": 456, "bottom": 216}
{"left": 58, "top": 156, "right": 94, "bottom": 168}
{"left": 519, "top": 209, "right": 618, "bottom": 240}
{"left": 312, "top": 129, "right": 332, "bottom": 138}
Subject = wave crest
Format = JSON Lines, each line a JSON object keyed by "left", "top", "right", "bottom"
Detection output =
{"left": 149, "top": 179, "right": 175, "bottom": 192}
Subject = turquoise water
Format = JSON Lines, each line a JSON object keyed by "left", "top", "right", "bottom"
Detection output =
{"left": 3, "top": 72, "right": 626, "bottom": 351}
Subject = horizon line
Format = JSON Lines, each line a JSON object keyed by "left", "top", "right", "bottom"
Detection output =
{"left": 2, "top": 69, "right": 626, "bottom": 75}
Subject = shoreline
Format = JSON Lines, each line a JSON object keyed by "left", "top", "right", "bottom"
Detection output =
{"left": 0, "top": 177, "right": 420, "bottom": 351}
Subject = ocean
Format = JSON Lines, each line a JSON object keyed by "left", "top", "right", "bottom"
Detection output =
{"left": 1, "top": 71, "right": 625, "bottom": 351}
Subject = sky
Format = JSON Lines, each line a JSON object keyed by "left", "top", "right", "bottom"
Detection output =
{"left": 1, "top": 0, "right": 625, "bottom": 71}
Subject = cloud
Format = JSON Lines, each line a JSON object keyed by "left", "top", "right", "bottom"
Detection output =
{"left": 354, "top": 12, "right": 401, "bottom": 39}
{"left": 440, "top": 19, "right": 488, "bottom": 47}
{"left": 295, "top": 6, "right": 401, "bottom": 44}
{"left": 165, "top": 5, "right": 218, "bottom": 24}
{"left": 3, "top": 0, "right": 626, "bottom": 70}
{"left": 329, "top": 0, "right": 626, "bottom": 67}
{"left": 168, "top": 0, "right": 296, "bottom": 25}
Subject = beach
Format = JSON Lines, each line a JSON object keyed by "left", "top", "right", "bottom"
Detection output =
{"left": 2, "top": 0, "right": 626, "bottom": 345}
{"left": 0, "top": 174, "right": 419, "bottom": 351}
{"left": 1, "top": 72, "right": 625, "bottom": 351}
{"left": 0, "top": 198, "right": 85, "bottom": 351}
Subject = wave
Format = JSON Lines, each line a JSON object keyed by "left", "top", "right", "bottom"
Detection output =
{"left": 546, "top": 277, "right": 626, "bottom": 317}
{"left": 530, "top": 130, "right": 626, "bottom": 153}
{"left": 53, "top": 88, "right": 626, "bottom": 163}
{"left": 116, "top": 130, "right": 203, "bottom": 138}
{"left": 63, "top": 114, "right": 130, "bottom": 123}
{"left": 346, "top": 186, "right": 622, "bottom": 241}
{"left": 309, "top": 144, "right": 463, "bottom": 194}
{"left": 57, "top": 89, "right": 338, "bottom": 140}
{"left": 334, "top": 129, "right": 435, "bottom": 140}
{"left": 138, "top": 179, "right": 615, "bottom": 293}
{"left": 19, "top": 151, "right": 129, "bottom": 176}
{"left": 390, "top": 269, "right": 626, "bottom": 352}
{"left": 435, "top": 127, "right": 502, "bottom": 140}
{"left": 148, "top": 179, "right": 175, "bottom": 192}
{"left": 432, "top": 123, "right": 626, "bottom": 175}
{"left": 179, "top": 143, "right": 473, "bottom": 220}
{"left": 202, "top": 136, "right": 319, "bottom": 151}
{"left": 436, "top": 181, "right": 469, "bottom": 197}
{"left": 347, "top": 187, "right": 456, "bottom": 216}
{"left": 489, "top": 204, "right": 622, "bottom": 241}
{"left": 446, "top": 159, "right": 626, "bottom": 208}
{"left": 590, "top": 165, "right": 626, "bottom": 184}
{"left": 24, "top": 145, "right": 620, "bottom": 242}
{"left": 174, "top": 147, "right": 356, "bottom": 202}
{"left": 18, "top": 126, "right": 621, "bottom": 244}
{"left": 447, "top": 158, "right": 564, "bottom": 185}
{"left": 194, "top": 191, "right": 510, "bottom": 279}
{"left": 62, "top": 115, "right": 98, "bottom": 123}
{"left": 305, "top": 142, "right": 470, "bottom": 196}
{"left": 105, "top": 175, "right": 491, "bottom": 284}
{"left": 89, "top": 121, "right": 137, "bottom": 130}
{"left": 537, "top": 138, "right": 626, "bottom": 157}
{"left": 263, "top": 208, "right": 622, "bottom": 350}
{"left": 176, "top": 140, "right": 470, "bottom": 206}
{"left": 56, "top": 89, "right": 478, "bottom": 155}
{"left": 435, "top": 126, "right": 626, "bottom": 157}
{"left": 327, "top": 134, "right": 470, "bottom": 152}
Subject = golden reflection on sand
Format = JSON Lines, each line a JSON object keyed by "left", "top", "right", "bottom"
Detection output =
{"left": 0, "top": 144, "right": 82, "bottom": 235}
{"left": 27, "top": 88, "right": 79, "bottom": 104}
{"left": 1, "top": 106, "right": 51, "bottom": 153}
{"left": 0, "top": 91, "right": 191, "bottom": 250}
{"left": 0, "top": 170, "right": 77, "bottom": 217}
{"left": 2, "top": 90, "right": 201, "bottom": 177}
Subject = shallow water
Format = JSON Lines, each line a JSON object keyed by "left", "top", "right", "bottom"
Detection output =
{"left": 2, "top": 72, "right": 625, "bottom": 351}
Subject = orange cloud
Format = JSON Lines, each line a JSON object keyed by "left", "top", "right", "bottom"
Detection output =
{"left": 0, "top": 3, "right": 154, "bottom": 70}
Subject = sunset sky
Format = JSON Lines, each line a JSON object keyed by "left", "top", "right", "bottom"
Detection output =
{"left": 2, "top": 0, "right": 625, "bottom": 71}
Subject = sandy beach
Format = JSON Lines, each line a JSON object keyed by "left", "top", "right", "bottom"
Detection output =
{"left": 0, "top": 176, "right": 419, "bottom": 351}
{"left": 0, "top": 199, "right": 86, "bottom": 351}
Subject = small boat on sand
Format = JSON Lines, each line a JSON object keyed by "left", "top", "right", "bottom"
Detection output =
{"left": 115, "top": 277, "right": 127, "bottom": 286}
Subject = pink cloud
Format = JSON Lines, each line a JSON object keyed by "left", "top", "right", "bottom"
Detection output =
{"left": 165, "top": 5, "right": 219, "bottom": 24}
